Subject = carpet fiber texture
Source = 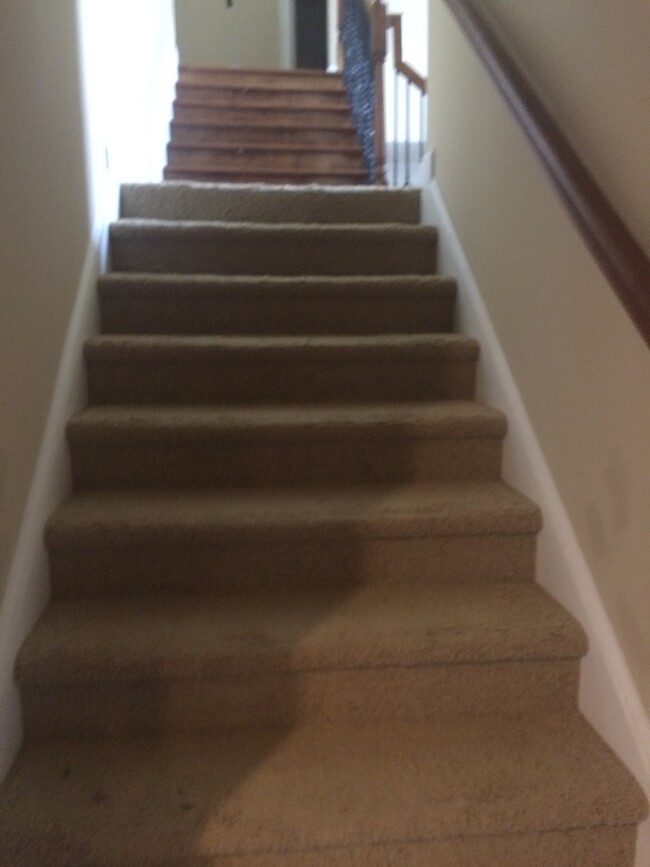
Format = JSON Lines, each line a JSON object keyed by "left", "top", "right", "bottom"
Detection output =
{"left": 0, "top": 180, "right": 646, "bottom": 865}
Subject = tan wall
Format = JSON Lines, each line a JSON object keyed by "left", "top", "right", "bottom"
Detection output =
{"left": 0, "top": 0, "right": 90, "bottom": 601}
{"left": 175, "top": 0, "right": 282, "bottom": 68}
{"left": 479, "top": 0, "right": 650, "bottom": 259}
{"left": 428, "top": 0, "right": 650, "bottom": 712}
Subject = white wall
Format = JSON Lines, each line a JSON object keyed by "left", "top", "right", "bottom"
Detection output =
{"left": 175, "top": 0, "right": 282, "bottom": 68}
{"left": 384, "top": 0, "right": 428, "bottom": 142}
{"left": 426, "top": 0, "right": 650, "bottom": 858}
{"left": 0, "top": 0, "right": 177, "bottom": 783}
{"left": 0, "top": 0, "right": 91, "bottom": 777}
{"left": 79, "top": 0, "right": 177, "bottom": 215}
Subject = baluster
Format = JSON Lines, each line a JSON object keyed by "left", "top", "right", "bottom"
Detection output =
{"left": 420, "top": 91, "right": 425, "bottom": 161}
{"left": 404, "top": 78, "right": 411, "bottom": 187}
{"left": 393, "top": 66, "right": 399, "bottom": 186}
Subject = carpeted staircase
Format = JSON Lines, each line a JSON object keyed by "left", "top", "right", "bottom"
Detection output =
{"left": 164, "top": 67, "right": 369, "bottom": 185}
{"left": 0, "top": 180, "right": 646, "bottom": 865}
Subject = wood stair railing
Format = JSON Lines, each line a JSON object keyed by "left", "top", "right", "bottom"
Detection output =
{"left": 339, "top": 0, "right": 428, "bottom": 185}
{"left": 444, "top": 0, "right": 650, "bottom": 348}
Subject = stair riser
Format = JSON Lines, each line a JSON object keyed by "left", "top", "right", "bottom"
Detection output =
{"left": 86, "top": 357, "right": 475, "bottom": 405}
{"left": 99, "top": 292, "right": 455, "bottom": 335}
{"left": 178, "top": 68, "right": 345, "bottom": 91}
{"left": 173, "top": 103, "right": 354, "bottom": 127}
{"left": 169, "top": 123, "right": 360, "bottom": 148}
{"left": 49, "top": 534, "right": 536, "bottom": 599}
{"left": 120, "top": 183, "right": 421, "bottom": 224}
{"left": 166, "top": 145, "right": 363, "bottom": 172}
{"left": 22, "top": 660, "right": 580, "bottom": 738}
{"left": 176, "top": 84, "right": 349, "bottom": 107}
{"left": 109, "top": 226, "right": 437, "bottom": 276}
{"left": 163, "top": 167, "right": 369, "bottom": 185}
{"left": 70, "top": 436, "right": 503, "bottom": 491}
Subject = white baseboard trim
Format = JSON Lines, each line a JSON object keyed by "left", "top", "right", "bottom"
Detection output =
{"left": 422, "top": 174, "right": 650, "bottom": 865}
{"left": 0, "top": 223, "right": 106, "bottom": 783}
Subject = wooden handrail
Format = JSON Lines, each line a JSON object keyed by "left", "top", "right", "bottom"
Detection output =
{"left": 444, "top": 0, "right": 650, "bottom": 349}
{"left": 387, "top": 14, "right": 427, "bottom": 94}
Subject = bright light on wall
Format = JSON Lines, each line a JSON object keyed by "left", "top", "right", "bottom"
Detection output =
{"left": 76, "top": 0, "right": 178, "bottom": 224}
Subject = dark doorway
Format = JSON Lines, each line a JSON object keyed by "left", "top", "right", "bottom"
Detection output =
{"left": 295, "top": 0, "right": 328, "bottom": 69}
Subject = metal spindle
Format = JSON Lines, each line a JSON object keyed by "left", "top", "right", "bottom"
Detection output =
{"left": 404, "top": 79, "right": 411, "bottom": 187}
{"left": 393, "top": 67, "right": 399, "bottom": 186}
{"left": 419, "top": 91, "right": 425, "bottom": 161}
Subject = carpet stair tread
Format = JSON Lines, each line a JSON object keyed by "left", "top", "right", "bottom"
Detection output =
{"left": 0, "top": 716, "right": 645, "bottom": 867}
{"left": 46, "top": 482, "right": 541, "bottom": 547}
{"left": 68, "top": 401, "right": 506, "bottom": 443}
{"left": 84, "top": 332, "right": 476, "bottom": 362}
{"left": 84, "top": 333, "right": 477, "bottom": 405}
{"left": 119, "top": 181, "right": 420, "bottom": 223}
{"left": 98, "top": 273, "right": 456, "bottom": 335}
{"left": 67, "top": 401, "right": 506, "bottom": 489}
{"left": 97, "top": 273, "right": 457, "bottom": 336}
{"left": 17, "top": 579, "right": 586, "bottom": 686}
{"left": 109, "top": 219, "right": 437, "bottom": 276}
{"left": 97, "top": 272, "right": 455, "bottom": 298}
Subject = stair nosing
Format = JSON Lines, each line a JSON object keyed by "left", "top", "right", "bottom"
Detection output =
{"left": 173, "top": 97, "right": 353, "bottom": 112}
{"left": 97, "top": 273, "right": 457, "bottom": 297}
{"left": 2, "top": 715, "right": 645, "bottom": 861}
{"left": 16, "top": 579, "right": 586, "bottom": 687}
{"left": 170, "top": 119, "right": 357, "bottom": 133}
{"left": 83, "top": 333, "right": 478, "bottom": 364}
{"left": 45, "top": 482, "right": 542, "bottom": 548}
{"left": 179, "top": 64, "right": 344, "bottom": 78}
{"left": 167, "top": 142, "right": 363, "bottom": 156}
{"left": 176, "top": 84, "right": 349, "bottom": 98}
{"left": 67, "top": 402, "right": 507, "bottom": 444}
{"left": 109, "top": 218, "right": 437, "bottom": 238}
{"left": 163, "top": 166, "right": 369, "bottom": 179}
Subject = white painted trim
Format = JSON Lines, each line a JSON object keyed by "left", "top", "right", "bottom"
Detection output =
{"left": 421, "top": 172, "right": 650, "bottom": 865}
{"left": 327, "top": 0, "right": 339, "bottom": 71}
{"left": 279, "top": 0, "right": 296, "bottom": 70}
{"left": 0, "top": 223, "right": 106, "bottom": 783}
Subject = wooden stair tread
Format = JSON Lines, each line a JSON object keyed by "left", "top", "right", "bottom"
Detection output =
{"left": 168, "top": 142, "right": 362, "bottom": 156}
{"left": 171, "top": 118, "right": 356, "bottom": 132}
{"left": 173, "top": 96, "right": 353, "bottom": 112}
{"left": 164, "top": 166, "right": 370, "bottom": 181}
{"left": 179, "top": 64, "right": 344, "bottom": 78}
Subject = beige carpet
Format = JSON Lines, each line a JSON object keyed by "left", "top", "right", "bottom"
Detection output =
{"left": 0, "top": 180, "right": 645, "bottom": 865}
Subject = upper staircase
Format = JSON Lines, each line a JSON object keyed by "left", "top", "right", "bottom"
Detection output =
{"left": 164, "top": 67, "right": 370, "bottom": 185}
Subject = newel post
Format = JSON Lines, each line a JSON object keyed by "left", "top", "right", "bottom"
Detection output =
{"left": 371, "top": 0, "right": 388, "bottom": 184}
